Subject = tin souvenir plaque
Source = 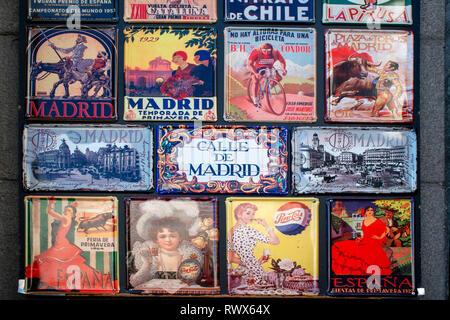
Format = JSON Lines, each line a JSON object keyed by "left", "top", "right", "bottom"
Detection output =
{"left": 124, "top": 26, "right": 217, "bottom": 122}
{"left": 225, "top": 0, "right": 314, "bottom": 22}
{"left": 28, "top": 0, "right": 118, "bottom": 22}
{"left": 226, "top": 197, "right": 319, "bottom": 296}
{"left": 224, "top": 27, "right": 316, "bottom": 122}
{"left": 292, "top": 127, "right": 417, "bottom": 194}
{"left": 23, "top": 125, "right": 153, "bottom": 191}
{"left": 124, "top": 0, "right": 217, "bottom": 23}
{"left": 323, "top": 0, "right": 412, "bottom": 25}
{"left": 26, "top": 27, "right": 117, "bottom": 121}
{"left": 328, "top": 198, "right": 415, "bottom": 296}
{"left": 157, "top": 125, "right": 289, "bottom": 194}
{"left": 24, "top": 196, "right": 119, "bottom": 294}
{"left": 126, "top": 197, "right": 220, "bottom": 295}
{"left": 325, "top": 29, "right": 414, "bottom": 123}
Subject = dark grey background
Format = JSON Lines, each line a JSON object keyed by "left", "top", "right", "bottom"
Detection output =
{"left": 0, "top": 0, "right": 447, "bottom": 301}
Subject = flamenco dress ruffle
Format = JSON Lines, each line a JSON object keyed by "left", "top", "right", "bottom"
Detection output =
{"left": 25, "top": 223, "right": 104, "bottom": 290}
{"left": 331, "top": 219, "right": 392, "bottom": 276}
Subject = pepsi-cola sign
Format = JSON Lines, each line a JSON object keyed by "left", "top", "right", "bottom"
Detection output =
{"left": 274, "top": 202, "right": 312, "bottom": 235}
{"left": 178, "top": 259, "right": 202, "bottom": 283}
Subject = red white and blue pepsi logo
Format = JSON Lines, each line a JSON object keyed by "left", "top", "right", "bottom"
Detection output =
{"left": 273, "top": 202, "right": 311, "bottom": 236}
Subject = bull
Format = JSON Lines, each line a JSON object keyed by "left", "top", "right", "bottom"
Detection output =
{"left": 331, "top": 74, "right": 379, "bottom": 107}
{"left": 77, "top": 212, "right": 114, "bottom": 234}
{"left": 329, "top": 54, "right": 381, "bottom": 106}
{"left": 330, "top": 54, "right": 380, "bottom": 92}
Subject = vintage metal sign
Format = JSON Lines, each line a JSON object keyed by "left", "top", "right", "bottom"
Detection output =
{"left": 23, "top": 125, "right": 153, "bottom": 191}
{"left": 124, "top": 26, "right": 217, "bottom": 122}
{"left": 26, "top": 27, "right": 117, "bottom": 121}
{"left": 24, "top": 196, "right": 119, "bottom": 294}
{"left": 323, "top": 0, "right": 412, "bottom": 25}
{"left": 225, "top": 0, "right": 314, "bottom": 22}
{"left": 292, "top": 127, "right": 417, "bottom": 193}
{"left": 325, "top": 29, "right": 414, "bottom": 123}
{"left": 157, "top": 125, "right": 289, "bottom": 194}
{"left": 28, "top": 0, "right": 118, "bottom": 21}
{"left": 226, "top": 197, "right": 319, "bottom": 296}
{"left": 327, "top": 198, "right": 415, "bottom": 296}
{"left": 124, "top": 0, "right": 217, "bottom": 23}
{"left": 224, "top": 27, "right": 316, "bottom": 122}
{"left": 126, "top": 197, "right": 220, "bottom": 295}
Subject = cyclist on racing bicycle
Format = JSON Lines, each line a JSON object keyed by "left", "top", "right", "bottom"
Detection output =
{"left": 247, "top": 43, "right": 287, "bottom": 106}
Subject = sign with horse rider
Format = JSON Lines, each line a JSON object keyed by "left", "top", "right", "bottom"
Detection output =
{"left": 26, "top": 27, "right": 117, "bottom": 121}
{"left": 325, "top": 29, "right": 414, "bottom": 123}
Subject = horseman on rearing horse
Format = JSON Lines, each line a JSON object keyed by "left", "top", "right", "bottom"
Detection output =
{"left": 30, "top": 33, "right": 111, "bottom": 99}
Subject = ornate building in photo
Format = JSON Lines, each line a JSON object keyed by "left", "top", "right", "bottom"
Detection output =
{"left": 362, "top": 146, "right": 407, "bottom": 166}
{"left": 97, "top": 144, "right": 141, "bottom": 181}
{"left": 389, "top": 146, "right": 407, "bottom": 164}
{"left": 34, "top": 141, "right": 141, "bottom": 181}
{"left": 72, "top": 146, "right": 87, "bottom": 167}
{"left": 337, "top": 151, "right": 361, "bottom": 165}
{"left": 296, "top": 133, "right": 334, "bottom": 170}
{"left": 35, "top": 138, "right": 71, "bottom": 169}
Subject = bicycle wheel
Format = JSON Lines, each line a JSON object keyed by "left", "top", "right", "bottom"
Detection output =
{"left": 265, "top": 79, "right": 286, "bottom": 115}
{"left": 247, "top": 77, "right": 264, "bottom": 107}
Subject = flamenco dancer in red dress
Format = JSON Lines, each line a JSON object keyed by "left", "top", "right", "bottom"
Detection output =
{"left": 331, "top": 206, "right": 392, "bottom": 276}
{"left": 25, "top": 198, "right": 109, "bottom": 291}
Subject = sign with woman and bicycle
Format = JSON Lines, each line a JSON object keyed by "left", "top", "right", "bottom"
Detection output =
{"left": 224, "top": 27, "right": 316, "bottom": 122}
